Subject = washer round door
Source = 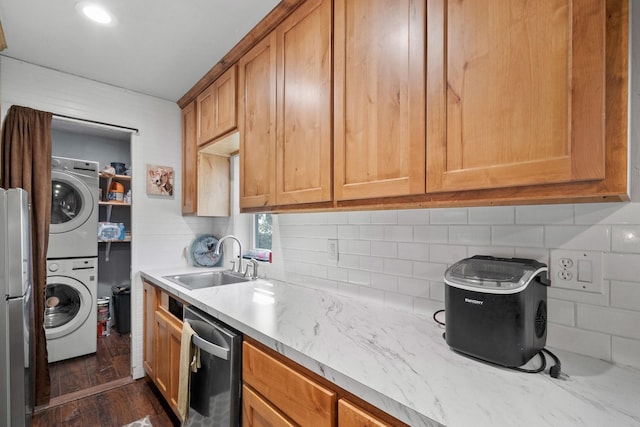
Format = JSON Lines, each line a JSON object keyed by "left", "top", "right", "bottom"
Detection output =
{"left": 50, "top": 170, "right": 95, "bottom": 235}
{"left": 44, "top": 275, "right": 93, "bottom": 340}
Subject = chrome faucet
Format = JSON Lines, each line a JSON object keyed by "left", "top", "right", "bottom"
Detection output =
{"left": 215, "top": 235, "right": 242, "bottom": 274}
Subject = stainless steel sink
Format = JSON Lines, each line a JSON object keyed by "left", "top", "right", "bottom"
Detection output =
{"left": 163, "top": 270, "right": 249, "bottom": 290}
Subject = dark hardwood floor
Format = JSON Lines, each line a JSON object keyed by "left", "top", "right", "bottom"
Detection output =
{"left": 32, "top": 378, "right": 179, "bottom": 427}
{"left": 49, "top": 327, "right": 131, "bottom": 398}
{"left": 33, "top": 327, "right": 179, "bottom": 426}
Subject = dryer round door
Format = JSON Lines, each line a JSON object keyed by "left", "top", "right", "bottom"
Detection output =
{"left": 50, "top": 170, "right": 95, "bottom": 235}
{"left": 44, "top": 275, "right": 93, "bottom": 340}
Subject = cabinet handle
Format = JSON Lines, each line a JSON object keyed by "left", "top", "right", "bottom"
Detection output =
{"left": 192, "top": 334, "right": 230, "bottom": 360}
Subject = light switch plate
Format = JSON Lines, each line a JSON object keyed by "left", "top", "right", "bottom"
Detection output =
{"left": 549, "top": 249, "right": 603, "bottom": 293}
{"left": 327, "top": 239, "right": 338, "bottom": 263}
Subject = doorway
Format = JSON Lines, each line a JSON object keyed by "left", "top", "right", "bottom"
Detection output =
{"left": 47, "top": 117, "right": 133, "bottom": 402}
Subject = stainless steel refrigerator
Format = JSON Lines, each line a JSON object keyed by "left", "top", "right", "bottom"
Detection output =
{"left": 0, "top": 188, "right": 34, "bottom": 427}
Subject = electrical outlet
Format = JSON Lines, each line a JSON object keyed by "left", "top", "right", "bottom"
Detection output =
{"left": 550, "top": 249, "right": 602, "bottom": 293}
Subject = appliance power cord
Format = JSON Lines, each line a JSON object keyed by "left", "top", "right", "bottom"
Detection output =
{"left": 432, "top": 309, "right": 563, "bottom": 379}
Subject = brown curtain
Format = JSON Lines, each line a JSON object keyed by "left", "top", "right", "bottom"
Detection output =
{"left": 1, "top": 105, "right": 52, "bottom": 406}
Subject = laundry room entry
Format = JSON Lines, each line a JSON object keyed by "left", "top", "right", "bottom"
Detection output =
{"left": 47, "top": 116, "right": 133, "bottom": 397}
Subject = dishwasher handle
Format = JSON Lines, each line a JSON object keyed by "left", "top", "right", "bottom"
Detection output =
{"left": 192, "top": 334, "right": 230, "bottom": 360}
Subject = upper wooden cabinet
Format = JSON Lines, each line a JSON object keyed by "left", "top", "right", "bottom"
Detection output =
{"left": 181, "top": 101, "right": 197, "bottom": 215}
{"left": 238, "top": 32, "right": 278, "bottom": 209}
{"left": 276, "top": 0, "right": 332, "bottom": 205}
{"left": 426, "top": 0, "right": 608, "bottom": 193}
{"left": 240, "top": 0, "right": 332, "bottom": 209}
{"left": 334, "top": 0, "right": 426, "bottom": 201}
{"left": 197, "top": 65, "right": 237, "bottom": 146}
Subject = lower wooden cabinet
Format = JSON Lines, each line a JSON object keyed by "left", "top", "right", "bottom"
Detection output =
{"left": 142, "top": 280, "right": 184, "bottom": 418}
{"left": 242, "top": 339, "right": 409, "bottom": 427}
{"left": 338, "top": 399, "right": 392, "bottom": 427}
{"left": 242, "top": 384, "right": 296, "bottom": 427}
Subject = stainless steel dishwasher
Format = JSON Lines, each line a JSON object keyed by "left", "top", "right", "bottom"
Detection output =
{"left": 183, "top": 306, "right": 242, "bottom": 427}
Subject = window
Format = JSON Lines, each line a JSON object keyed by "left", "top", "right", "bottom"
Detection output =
{"left": 254, "top": 213, "right": 272, "bottom": 250}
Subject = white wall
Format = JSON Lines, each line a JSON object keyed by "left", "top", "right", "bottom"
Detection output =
{"left": 254, "top": 7, "right": 640, "bottom": 370}
{"left": 0, "top": 56, "right": 216, "bottom": 378}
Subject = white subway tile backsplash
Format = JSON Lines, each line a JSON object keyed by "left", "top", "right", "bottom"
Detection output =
{"left": 398, "top": 242, "right": 429, "bottom": 261}
{"left": 430, "top": 208, "right": 468, "bottom": 224}
{"left": 397, "top": 277, "right": 430, "bottom": 297}
{"left": 384, "top": 225, "right": 414, "bottom": 242}
{"left": 326, "top": 212, "right": 349, "bottom": 224}
{"left": 337, "top": 282, "right": 361, "bottom": 298}
{"left": 468, "top": 246, "right": 516, "bottom": 258}
{"left": 371, "top": 273, "right": 399, "bottom": 292}
{"left": 359, "top": 286, "right": 385, "bottom": 303}
{"left": 544, "top": 225, "right": 610, "bottom": 251}
{"left": 337, "top": 253, "right": 359, "bottom": 269}
{"left": 398, "top": 209, "right": 430, "bottom": 224}
{"left": 548, "top": 280, "right": 611, "bottom": 307}
{"left": 492, "top": 225, "right": 544, "bottom": 247}
{"left": 429, "top": 244, "right": 467, "bottom": 264}
{"left": 359, "top": 256, "right": 385, "bottom": 273}
{"left": 371, "top": 241, "right": 398, "bottom": 258}
{"left": 547, "top": 298, "right": 576, "bottom": 326}
{"left": 449, "top": 226, "right": 491, "bottom": 245}
{"left": 516, "top": 204, "right": 574, "bottom": 225}
{"left": 429, "top": 281, "right": 445, "bottom": 302}
{"left": 327, "top": 266, "right": 349, "bottom": 282}
{"left": 280, "top": 224, "right": 337, "bottom": 239}
{"left": 604, "top": 253, "right": 640, "bottom": 281}
{"left": 611, "top": 281, "right": 640, "bottom": 311}
{"left": 577, "top": 305, "right": 640, "bottom": 340}
{"left": 546, "top": 324, "right": 611, "bottom": 360}
{"left": 413, "top": 261, "right": 448, "bottom": 281}
{"left": 575, "top": 203, "right": 640, "bottom": 225}
{"left": 612, "top": 337, "right": 640, "bottom": 370}
{"left": 514, "top": 248, "right": 549, "bottom": 265}
{"left": 371, "top": 210, "right": 398, "bottom": 224}
{"left": 348, "top": 269, "right": 371, "bottom": 286}
{"left": 383, "top": 258, "right": 413, "bottom": 277}
{"left": 414, "top": 225, "right": 449, "bottom": 243}
{"left": 338, "top": 225, "right": 360, "bottom": 240}
{"left": 611, "top": 225, "right": 640, "bottom": 253}
{"left": 359, "top": 225, "right": 385, "bottom": 240}
{"left": 468, "top": 206, "right": 515, "bottom": 224}
{"left": 345, "top": 240, "right": 371, "bottom": 256}
{"left": 348, "top": 211, "right": 372, "bottom": 224}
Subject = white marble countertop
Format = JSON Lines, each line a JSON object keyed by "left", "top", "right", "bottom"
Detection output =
{"left": 140, "top": 267, "right": 640, "bottom": 427}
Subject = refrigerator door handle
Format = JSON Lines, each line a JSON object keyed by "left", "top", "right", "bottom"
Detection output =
{"left": 192, "top": 334, "right": 230, "bottom": 360}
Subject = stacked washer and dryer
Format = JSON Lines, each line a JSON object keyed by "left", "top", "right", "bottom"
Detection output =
{"left": 45, "top": 157, "right": 99, "bottom": 363}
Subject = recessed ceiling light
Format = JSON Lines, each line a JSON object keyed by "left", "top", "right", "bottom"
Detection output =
{"left": 76, "top": 1, "right": 117, "bottom": 26}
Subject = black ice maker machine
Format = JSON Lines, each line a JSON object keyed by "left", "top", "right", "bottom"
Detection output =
{"left": 444, "top": 256, "right": 550, "bottom": 367}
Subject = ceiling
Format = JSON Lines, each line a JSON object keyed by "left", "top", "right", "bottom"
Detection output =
{"left": 0, "top": 0, "right": 280, "bottom": 102}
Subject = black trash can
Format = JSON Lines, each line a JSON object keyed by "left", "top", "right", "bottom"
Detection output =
{"left": 111, "top": 285, "right": 131, "bottom": 335}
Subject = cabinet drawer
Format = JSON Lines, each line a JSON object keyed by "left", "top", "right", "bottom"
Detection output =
{"left": 243, "top": 342, "right": 336, "bottom": 427}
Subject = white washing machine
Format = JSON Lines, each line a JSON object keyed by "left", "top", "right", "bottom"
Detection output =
{"left": 48, "top": 156, "right": 99, "bottom": 259}
{"left": 44, "top": 257, "right": 97, "bottom": 363}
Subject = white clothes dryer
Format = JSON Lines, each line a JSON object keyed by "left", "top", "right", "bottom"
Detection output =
{"left": 44, "top": 257, "right": 97, "bottom": 363}
{"left": 48, "top": 156, "right": 99, "bottom": 259}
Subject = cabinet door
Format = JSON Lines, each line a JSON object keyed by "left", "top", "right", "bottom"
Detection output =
{"left": 182, "top": 101, "right": 197, "bottom": 215}
{"left": 197, "top": 65, "right": 238, "bottom": 146}
{"left": 338, "top": 399, "right": 392, "bottom": 427}
{"left": 334, "top": 0, "right": 426, "bottom": 201}
{"left": 239, "top": 33, "right": 277, "bottom": 209}
{"left": 143, "top": 281, "right": 156, "bottom": 378}
{"left": 275, "top": 0, "right": 332, "bottom": 205}
{"left": 426, "top": 0, "right": 606, "bottom": 192}
{"left": 242, "top": 385, "right": 296, "bottom": 427}
{"left": 155, "top": 308, "right": 182, "bottom": 416}
{"left": 243, "top": 342, "right": 336, "bottom": 426}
